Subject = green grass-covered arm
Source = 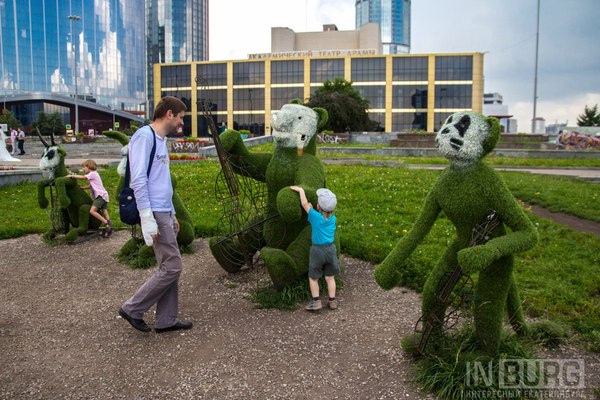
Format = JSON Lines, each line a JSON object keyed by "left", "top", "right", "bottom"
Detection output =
{"left": 220, "top": 129, "right": 272, "bottom": 181}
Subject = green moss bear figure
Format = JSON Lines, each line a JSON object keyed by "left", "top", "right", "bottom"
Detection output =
{"left": 209, "top": 102, "right": 340, "bottom": 290}
{"left": 103, "top": 130, "right": 194, "bottom": 267}
{"left": 374, "top": 112, "right": 538, "bottom": 356}
{"left": 37, "top": 132, "right": 101, "bottom": 242}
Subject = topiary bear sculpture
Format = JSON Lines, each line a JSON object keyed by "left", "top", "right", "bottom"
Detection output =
{"left": 374, "top": 111, "right": 543, "bottom": 356}
{"left": 209, "top": 102, "right": 340, "bottom": 290}
{"left": 37, "top": 131, "right": 101, "bottom": 242}
{"left": 103, "top": 130, "right": 194, "bottom": 268}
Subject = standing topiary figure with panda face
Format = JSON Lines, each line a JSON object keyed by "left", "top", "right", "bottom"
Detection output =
{"left": 375, "top": 111, "right": 539, "bottom": 356}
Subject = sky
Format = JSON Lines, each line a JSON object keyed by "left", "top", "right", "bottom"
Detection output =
{"left": 209, "top": 0, "right": 600, "bottom": 133}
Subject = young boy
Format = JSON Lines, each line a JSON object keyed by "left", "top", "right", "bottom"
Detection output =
{"left": 290, "top": 185, "right": 339, "bottom": 311}
{"left": 68, "top": 160, "right": 112, "bottom": 237}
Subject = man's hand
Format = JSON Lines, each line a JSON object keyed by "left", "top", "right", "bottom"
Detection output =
{"left": 139, "top": 208, "right": 159, "bottom": 246}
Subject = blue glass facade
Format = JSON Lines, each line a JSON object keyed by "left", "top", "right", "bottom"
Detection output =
{"left": 0, "top": 0, "right": 145, "bottom": 110}
{"left": 146, "top": 0, "right": 209, "bottom": 114}
{"left": 355, "top": 0, "right": 411, "bottom": 54}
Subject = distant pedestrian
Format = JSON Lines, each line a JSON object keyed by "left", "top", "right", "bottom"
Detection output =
{"left": 10, "top": 128, "right": 18, "bottom": 155}
{"left": 16, "top": 127, "right": 25, "bottom": 155}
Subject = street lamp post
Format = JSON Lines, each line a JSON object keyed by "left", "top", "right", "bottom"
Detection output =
{"left": 68, "top": 15, "right": 81, "bottom": 135}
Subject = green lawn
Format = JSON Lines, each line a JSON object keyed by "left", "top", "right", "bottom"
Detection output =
{"left": 1, "top": 161, "right": 599, "bottom": 348}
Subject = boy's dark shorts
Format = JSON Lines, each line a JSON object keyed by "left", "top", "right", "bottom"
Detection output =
{"left": 308, "top": 243, "right": 339, "bottom": 279}
{"left": 92, "top": 196, "right": 108, "bottom": 210}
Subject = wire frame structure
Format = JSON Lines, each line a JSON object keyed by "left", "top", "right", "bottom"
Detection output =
{"left": 196, "top": 76, "right": 278, "bottom": 269}
{"left": 414, "top": 211, "right": 501, "bottom": 354}
{"left": 45, "top": 183, "right": 66, "bottom": 233}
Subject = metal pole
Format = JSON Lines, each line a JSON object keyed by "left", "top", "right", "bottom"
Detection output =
{"left": 68, "top": 15, "right": 81, "bottom": 135}
{"left": 531, "top": 0, "right": 540, "bottom": 133}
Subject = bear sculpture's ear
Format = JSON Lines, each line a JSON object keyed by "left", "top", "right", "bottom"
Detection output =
{"left": 313, "top": 107, "right": 329, "bottom": 132}
{"left": 290, "top": 98, "right": 303, "bottom": 105}
{"left": 482, "top": 116, "right": 500, "bottom": 157}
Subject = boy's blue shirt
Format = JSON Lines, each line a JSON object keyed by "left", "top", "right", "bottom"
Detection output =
{"left": 307, "top": 208, "right": 336, "bottom": 245}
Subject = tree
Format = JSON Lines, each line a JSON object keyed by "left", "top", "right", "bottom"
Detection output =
{"left": 305, "top": 78, "right": 375, "bottom": 132}
{"left": 33, "top": 112, "right": 66, "bottom": 136}
{"left": 0, "top": 109, "right": 21, "bottom": 129}
{"left": 576, "top": 104, "right": 600, "bottom": 127}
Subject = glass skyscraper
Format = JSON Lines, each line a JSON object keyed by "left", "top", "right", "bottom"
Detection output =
{"left": 0, "top": 0, "right": 145, "bottom": 111}
{"left": 356, "top": 0, "right": 411, "bottom": 54}
{"left": 146, "top": 0, "right": 209, "bottom": 114}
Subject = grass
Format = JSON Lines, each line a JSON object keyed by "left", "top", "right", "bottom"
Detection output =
{"left": 1, "top": 160, "right": 599, "bottom": 348}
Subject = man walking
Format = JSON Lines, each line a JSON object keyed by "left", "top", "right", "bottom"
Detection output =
{"left": 118, "top": 96, "right": 193, "bottom": 334}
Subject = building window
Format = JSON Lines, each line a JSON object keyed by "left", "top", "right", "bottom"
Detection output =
{"left": 161, "top": 65, "right": 191, "bottom": 88}
{"left": 392, "top": 85, "right": 428, "bottom": 108}
{"left": 233, "top": 88, "right": 265, "bottom": 111}
{"left": 354, "top": 85, "right": 386, "bottom": 109}
{"left": 434, "top": 112, "right": 454, "bottom": 131}
{"left": 435, "top": 85, "right": 472, "bottom": 108}
{"left": 161, "top": 90, "right": 192, "bottom": 110}
{"left": 197, "top": 63, "right": 227, "bottom": 86}
{"left": 392, "top": 112, "right": 428, "bottom": 131}
{"left": 233, "top": 114, "right": 265, "bottom": 136}
{"left": 435, "top": 56, "right": 473, "bottom": 81}
{"left": 271, "top": 87, "right": 304, "bottom": 111}
{"left": 233, "top": 62, "right": 265, "bottom": 85}
{"left": 392, "top": 56, "right": 428, "bottom": 81}
{"left": 271, "top": 60, "right": 304, "bottom": 84}
{"left": 351, "top": 57, "right": 385, "bottom": 82}
{"left": 197, "top": 115, "right": 222, "bottom": 138}
{"left": 310, "top": 59, "right": 344, "bottom": 83}
{"left": 197, "top": 88, "right": 227, "bottom": 113}
{"left": 368, "top": 112, "right": 385, "bottom": 132}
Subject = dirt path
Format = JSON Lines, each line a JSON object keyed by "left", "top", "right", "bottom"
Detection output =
{"left": 527, "top": 203, "right": 600, "bottom": 237}
{"left": 1, "top": 233, "right": 598, "bottom": 399}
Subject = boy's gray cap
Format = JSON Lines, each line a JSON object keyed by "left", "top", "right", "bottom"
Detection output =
{"left": 316, "top": 188, "right": 337, "bottom": 212}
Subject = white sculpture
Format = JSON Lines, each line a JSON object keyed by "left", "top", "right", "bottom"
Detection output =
{"left": 0, "top": 128, "right": 21, "bottom": 162}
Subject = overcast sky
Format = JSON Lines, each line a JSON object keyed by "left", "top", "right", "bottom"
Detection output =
{"left": 210, "top": 0, "right": 600, "bottom": 132}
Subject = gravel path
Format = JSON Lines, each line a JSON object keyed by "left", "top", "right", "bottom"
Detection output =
{"left": 0, "top": 232, "right": 598, "bottom": 399}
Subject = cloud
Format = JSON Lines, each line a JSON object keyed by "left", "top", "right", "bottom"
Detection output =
{"left": 210, "top": 0, "right": 600, "bottom": 132}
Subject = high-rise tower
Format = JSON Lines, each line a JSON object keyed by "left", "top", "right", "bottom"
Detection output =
{"left": 355, "top": 0, "right": 411, "bottom": 54}
{"left": 145, "top": 0, "right": 209, "bottom": 115}
{"left": 0, "top": 0, "right": 145, "bottom": 110}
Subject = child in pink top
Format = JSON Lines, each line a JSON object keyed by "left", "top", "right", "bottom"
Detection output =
{"left": 68, "top": 159, "right": 112, "bottom": 237}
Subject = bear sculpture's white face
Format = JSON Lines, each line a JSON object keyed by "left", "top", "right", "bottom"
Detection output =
{"left": 271, "top": 104, "right": 318, "bottom": 154}
{"left": 39, "top": 146, "right": 62, "bottom": 180}
{"left": 435, "top": 111, "right": 490, "bottom": 167}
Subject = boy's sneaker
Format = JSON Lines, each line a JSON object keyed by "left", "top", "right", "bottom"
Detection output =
{"left": 328, "top": 299, "right": 338, "bottom": 310}
{"left": 104, "top": 224, "right": 112, "bottom": 238}
{"left": 305, "top": 299, "right": 322, "bottom": 311}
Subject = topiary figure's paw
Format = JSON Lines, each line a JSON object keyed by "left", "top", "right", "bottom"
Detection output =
{"left": 42, "top": 229, "right": 57, "bottom": 243}
{"left": 219, "top": 129, "right": 247, "bottom": 155}
{"left": 457, "top": 244, "right": 500, "bottom": 275}
{"left": 261, "top": 246, "right": 299, "bottom": 290}
{"left": 277, "top": 187, "right": 303, "bottom": 222}
{"left": 209, "top": 236, "right": 245, "bottom": 273}
{"left": 527, "top": 320, "right": 567, "bottom": 348}
{"left": 64, "top": 229, "right": 78, "bottom": 243}
{"left": 374, "top": 261, "right": 401, "bottom": 290}
{"left": 39, "top": 197, "right": 49, "bottom": 209}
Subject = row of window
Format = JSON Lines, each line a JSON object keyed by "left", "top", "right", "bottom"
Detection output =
{"left": 160, "top": 55, "right": 472, "bottom": 88}
{"left": 161, "top": 84, "right": 472, "bottom": 113}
